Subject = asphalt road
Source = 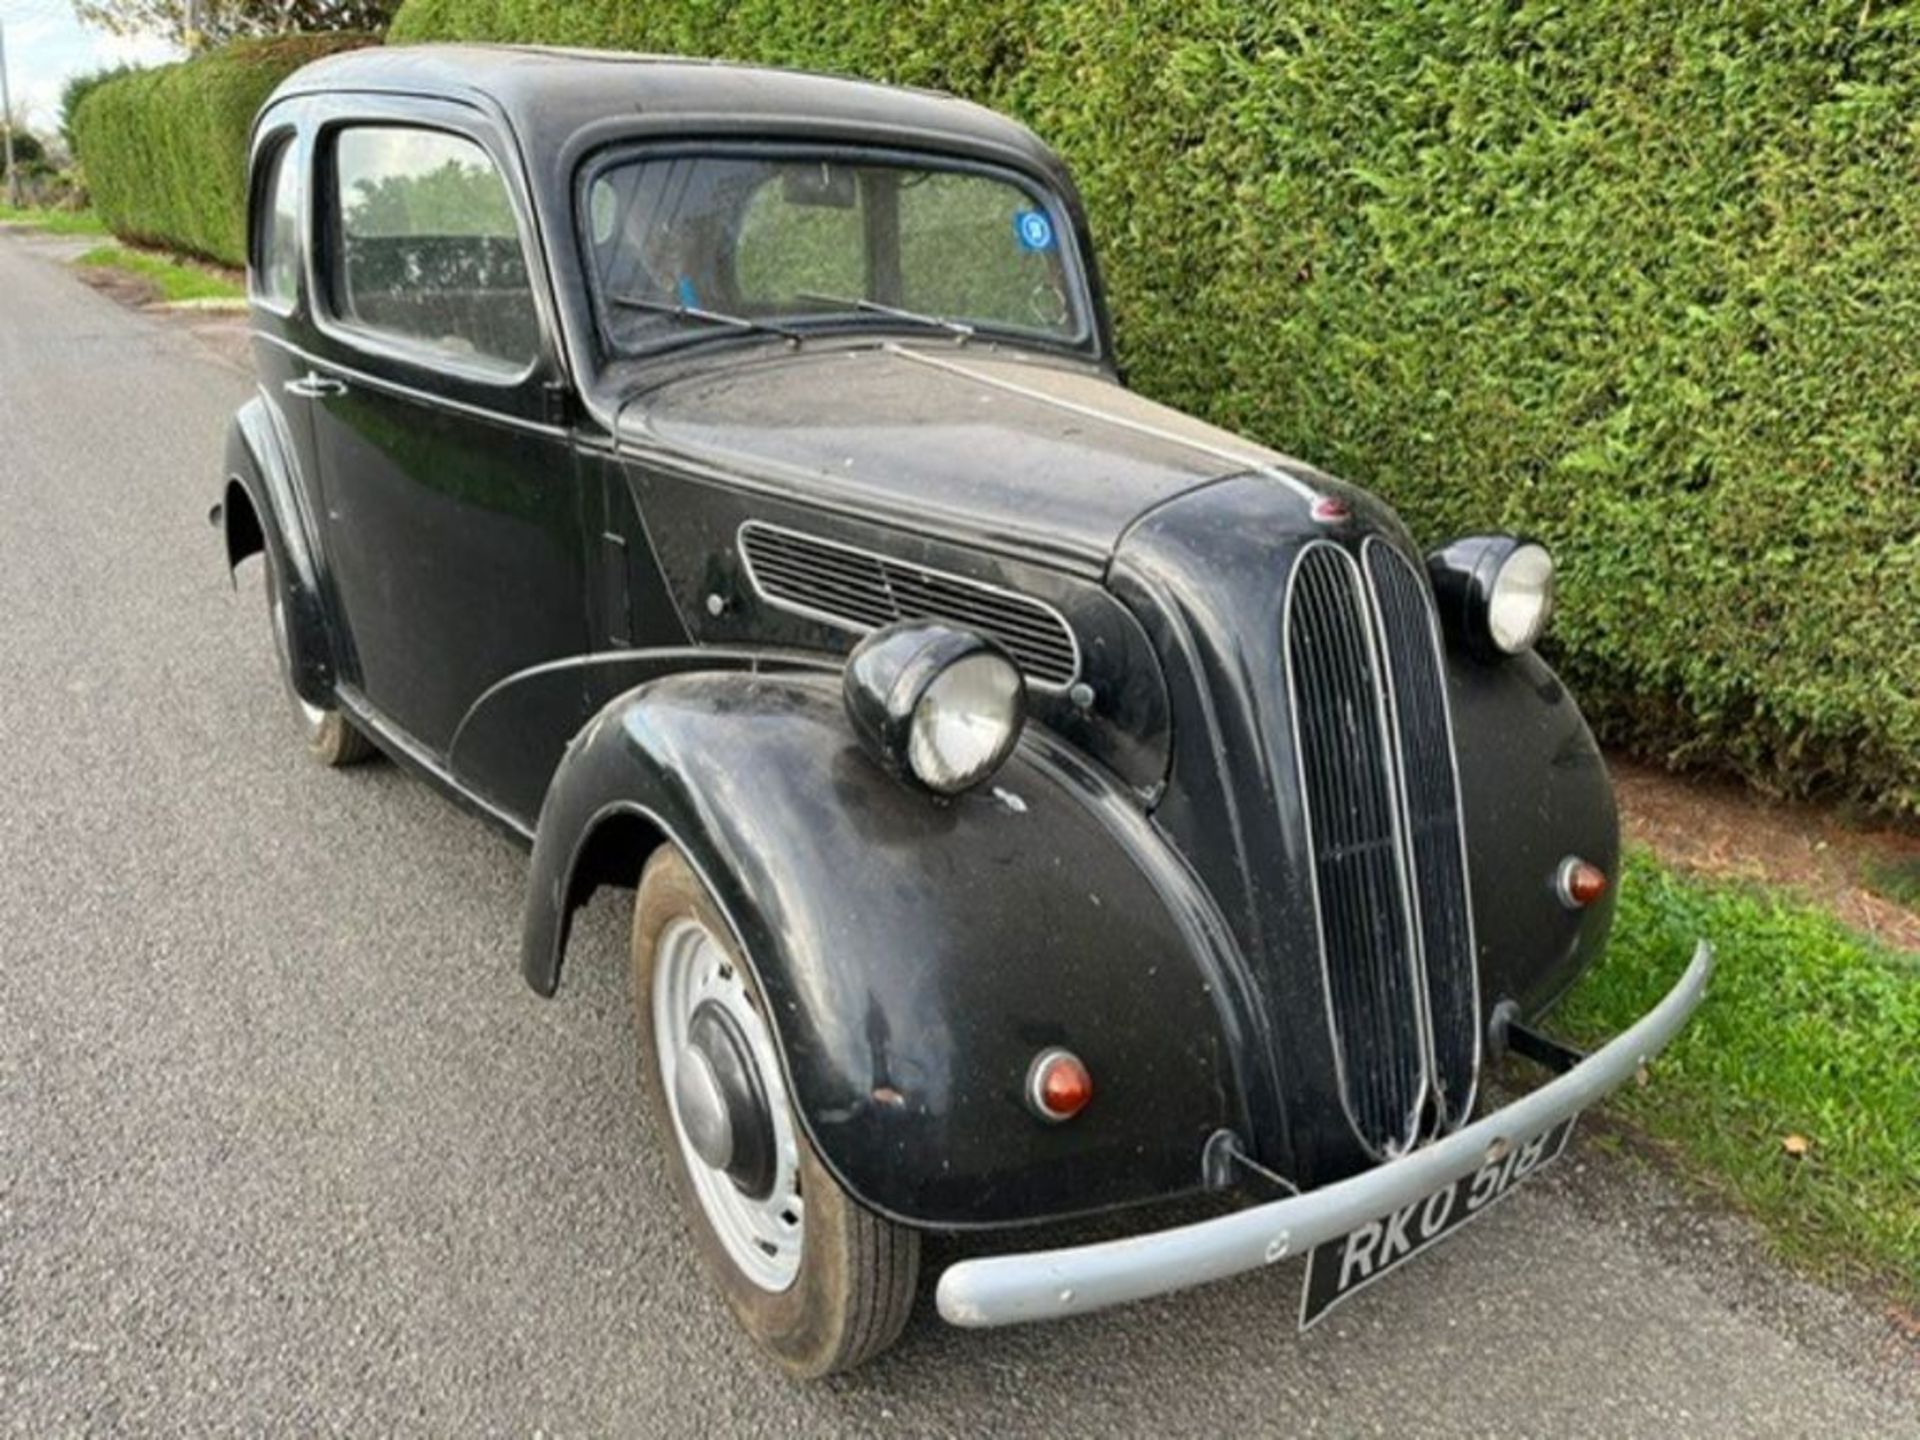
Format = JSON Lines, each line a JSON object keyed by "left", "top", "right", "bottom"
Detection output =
{"left": 2, "top": 230, "right": 1914, "bottom": 1435}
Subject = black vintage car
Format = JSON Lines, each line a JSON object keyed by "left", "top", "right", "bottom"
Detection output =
{"left": 221, "top": 44, "right": 1711, "bottom": 1375}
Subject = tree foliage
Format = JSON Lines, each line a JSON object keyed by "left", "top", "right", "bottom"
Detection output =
{"left": 73, "top": 0, "right": 397, "bottom": 49}
{"left": 1, "top": 124, "right": 51, "bottom": 175}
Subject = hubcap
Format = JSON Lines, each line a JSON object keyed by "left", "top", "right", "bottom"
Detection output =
{"left": 653, "top": 916, "right": 804, "bottom": 1292}
{"left": 672, "top": 1045, "right": 735, "bottom": 1174}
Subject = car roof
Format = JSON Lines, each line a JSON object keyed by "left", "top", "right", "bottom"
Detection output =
{"left": 268, "top": 43, "right": 1068, "bottom": 177}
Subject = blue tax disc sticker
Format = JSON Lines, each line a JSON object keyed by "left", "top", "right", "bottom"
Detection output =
{"left": 1014, "top": 209, "right": 1056, "bottom": 251}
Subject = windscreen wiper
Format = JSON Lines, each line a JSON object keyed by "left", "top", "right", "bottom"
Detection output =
{"left": 607, "top": 292, "right": 805, "bottom": 344}
{"left": 795, "top": 292, "right": 975, "bottom": 340}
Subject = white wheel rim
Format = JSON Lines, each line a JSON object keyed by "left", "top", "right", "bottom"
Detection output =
{"left": 653, "top": 916, "right": 804, "bottom": 1292}
{"left": 266, "top": 581, "right": 328, "bottom": 737}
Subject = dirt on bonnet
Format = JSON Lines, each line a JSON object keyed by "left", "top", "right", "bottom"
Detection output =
{"left": 1611, "top": 754, "right": 1920, "bottom": 953}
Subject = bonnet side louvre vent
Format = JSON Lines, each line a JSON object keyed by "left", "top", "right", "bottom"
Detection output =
{"left": 739, "top": 521, "right": 1080, "bottom": 687}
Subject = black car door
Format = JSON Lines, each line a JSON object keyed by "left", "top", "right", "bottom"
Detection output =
{"left": 299, "top": 98, "right": 586, "bottom": 761}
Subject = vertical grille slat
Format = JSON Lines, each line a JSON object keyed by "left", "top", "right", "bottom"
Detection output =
{"left": 1286, "top": 539, "right": 1481, "bottom": 1158}
{"left": 1366, "top": 542, "right": 1481, "bottom": 1128}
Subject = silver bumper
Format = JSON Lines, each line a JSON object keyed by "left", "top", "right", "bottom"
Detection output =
{"left": 936, "top": 940, "right": 1714, "bottom": 1328}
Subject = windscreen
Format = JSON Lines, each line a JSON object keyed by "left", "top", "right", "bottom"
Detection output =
{"left": 582, "top": 151, "right": 1090, "bottom": 353}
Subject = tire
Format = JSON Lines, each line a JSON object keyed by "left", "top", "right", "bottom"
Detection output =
{"left": 261, "top": 547, "right": 374, "bottom": 768}
{"left": 632, "top": 846, "right": 918, "bottom": 1377}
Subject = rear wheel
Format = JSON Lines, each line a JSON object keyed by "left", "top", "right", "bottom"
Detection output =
{"left": 261, "top": 548, "right": 373, "bottom": 767}
{"left": 632, "top": 847, "right": 918, "bottom": 1377}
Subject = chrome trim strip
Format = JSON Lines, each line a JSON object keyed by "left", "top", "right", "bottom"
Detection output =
{"left": 1364, "top": 537, "right": 1483, "bottom": 1129}
{"left": 251, "top": 330, "right": 571, "bottom": 440}
{"left": 934, "top": 941, "right": 1714, "bottom": 1329}
{"left": 736, "top": 518, "right": 1083, "bottom": 690}
{"left": 886, "top": 344, "right": 1325, "bottom": 504}
{"left": 1282, "top": 540, "right": 1430, "bottom": 1160}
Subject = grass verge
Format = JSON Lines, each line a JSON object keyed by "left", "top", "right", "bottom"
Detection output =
{"left": 1560, "top": 850, "right": 1919, "bottom": 1302}
{"left": 0, "top": 203, "right": 110, "bottom": 236}
{"left": 74, "top": 244, "right": 243, "bottom": 303}
{"left": 1864, "top": 855, "right": 1920, "bottom": 912}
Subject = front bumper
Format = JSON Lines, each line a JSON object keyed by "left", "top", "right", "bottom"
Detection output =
{"left": 936, "top": 940, "right": 1713, "bottom": 1328}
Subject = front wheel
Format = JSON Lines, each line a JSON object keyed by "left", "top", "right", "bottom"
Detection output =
{"left": 632, "top": 847, "right": 918, "bottom": 1377}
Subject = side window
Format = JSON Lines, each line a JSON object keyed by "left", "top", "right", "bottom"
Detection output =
{"left": 253, "top": 138, "right": 302, "bottom": 311}
{"left": 328, "top": 126, "right": 539, "bottom": 372}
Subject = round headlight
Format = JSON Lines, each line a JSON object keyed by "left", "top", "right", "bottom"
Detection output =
{"left": 1427, "top": 535, "right": 1555, "bottom": 658}
{"left": 1486, "top": 543, "right": 1555, "bottom": 654}
{"left": 843, "top": 622, "right": 1027, "bottom": 795}
{"left": 907, "top": 651, "right": 1026, "bottom": 793}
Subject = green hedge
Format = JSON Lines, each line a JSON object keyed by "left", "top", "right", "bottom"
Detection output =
{"left": 408, "top": 9, "right": 1920, "bottom": 811}
{"left": 69, "top": 35, "right": 375, "bottom": 267}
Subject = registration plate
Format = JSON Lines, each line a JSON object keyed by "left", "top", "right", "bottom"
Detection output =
{"left": 1298, "top": 1114, "right": 1578, "bottom": 1330}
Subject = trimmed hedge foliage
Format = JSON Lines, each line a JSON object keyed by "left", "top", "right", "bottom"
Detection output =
{"left": 69, "top": 35, "right": 375, "bottom": 267}
{"left": 387, "top": 1, "right": 1920, "bottom": 813}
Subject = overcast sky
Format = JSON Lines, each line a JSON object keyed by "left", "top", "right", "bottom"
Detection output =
{"left": 2, "top": 0, "right": 177, "bottom": 133}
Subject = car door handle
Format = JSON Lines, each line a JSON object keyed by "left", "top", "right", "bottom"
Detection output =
{"left": 284, "top": 370, "right": 348, "bottom": 399}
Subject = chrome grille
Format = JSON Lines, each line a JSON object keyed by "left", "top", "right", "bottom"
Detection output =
{"left": 1286, "top": 544, "right": 1428, "bottom": 1156}
{"left": 1366, "top": 540, "right": 1480, "bottom": 1128}
{"left": 739, "top": 521, "right": 1079, "bottom": 687}
{"left": 1286, "top": 540, "right": 1481, "bottom": 1156}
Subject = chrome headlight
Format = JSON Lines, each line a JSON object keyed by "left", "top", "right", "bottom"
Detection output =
{"left": 1427, "top": 536, "right": 1555, "bottom": 657}
{"left": 843, "top": 622, "right": 1026, "bottom": 794}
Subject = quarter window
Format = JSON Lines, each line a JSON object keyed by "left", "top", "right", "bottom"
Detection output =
{"left": 329, "top": 126, "right": 539, "bottom": 371}
{"left": 253, "top": 138, "right": 301, "bottom": 310}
